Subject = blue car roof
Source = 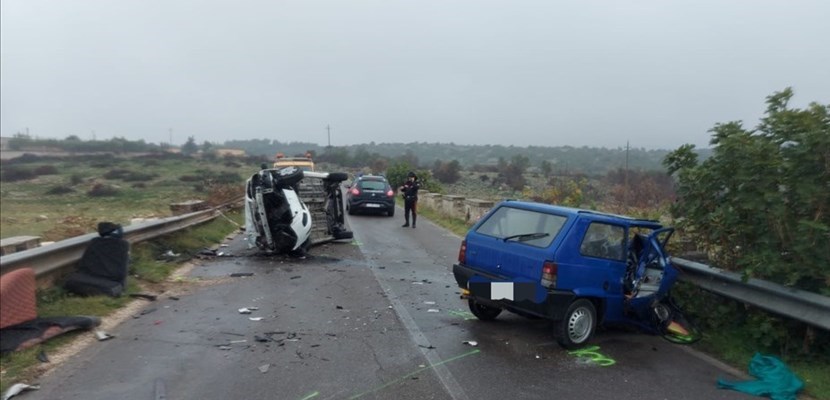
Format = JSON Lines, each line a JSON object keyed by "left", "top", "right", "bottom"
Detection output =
{"left": 498, "top": 200, "right": 663, "bottom": 229}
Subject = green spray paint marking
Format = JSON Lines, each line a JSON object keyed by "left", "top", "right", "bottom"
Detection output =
{"left": 348, "top": 349, "right": 481, "bottom": 399}
{"left": 567, "top": 345, "right": 616, "bottom": 367}
{"left": 447, "top": 309, "right": 476, "bottom": 320}
{"left": 299, "top": 391, "right": 319, "bottom": 400}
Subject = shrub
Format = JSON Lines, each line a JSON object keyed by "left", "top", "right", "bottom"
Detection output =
{"left": 87, "top": 183, "right": 120, "bottom": 197}
{"left": 179, "top": 175, "right": 201, "bottom": 182}
{"left": 0, "top": 167, "right": 35, "bottom": 182}
{"left": 45, "top": 185, "right": 75, "bottom": 195}
{"left": 34, "top": 165, "right": 59, "bottom": 175}
{"left": 70, "top": 174, "right": 85, "bottom": 185}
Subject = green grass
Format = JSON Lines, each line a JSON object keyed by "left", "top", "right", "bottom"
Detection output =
{"left": 1, "top": 154, "right": 254, "bottom": 239}
{"left": 418, "top": 207, "right": 471, "bottom": 237}
{"left": 697, "top": 327, "right": 830, "bottom": 399}
{"left": 0, "top": 210, "right": 244, "bottom": 393}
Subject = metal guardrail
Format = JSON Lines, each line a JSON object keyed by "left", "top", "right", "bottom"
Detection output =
{"left": 673, "top": 257, "right": 830, "bottom": 331}
{"left": 0, "top": 208, "right": 220, "bottom": 277}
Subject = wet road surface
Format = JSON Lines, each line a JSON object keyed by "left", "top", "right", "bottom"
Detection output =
{"left": 25, "top": 209, "right": 753, "bottom": 400}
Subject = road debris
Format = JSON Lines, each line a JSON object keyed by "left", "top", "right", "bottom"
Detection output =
{"left": 258, "top": 364, "right": 270, "bottom": 373}
{"left": 129, "top": 293, "right": 158, "bottom": 301}
{"left": 229, "top": 340, "right": 248, "bottom": 344}
{"left": 418, "top": 344, "right": 436, "bottom": 350}
{"left": 37, "top": 350, "right": 49, "bottom": 363}
{"left": 290, "top": 276, "right": 302, "bottom": 280}
{"left": 230, "top": 272, "right": 254, "bottom": 277}
{"left": 254, "top": 335, "right": 272, "bottom": 343}
{"left": 238, "top": 307, "right": 258, "bottom": 314}
{"left": 217, "top": 345, "right": 232, "bottom": 351}
{"left": 424, "top": 301, "right": 436, "bottom": 305}
{"left": 2, "top": 383, "right": 40, "bottom": 400}
{"left": 463, "top": 341, "right": 478, "bottom": 347}
{"left": 249, "top": 317, "right": 263, "bottom": 321}
{"left": 427, "top": 309, "right": 440, "bottom": 313}
{"left": 95, "top": 330, "right": 115, "bottom": 341}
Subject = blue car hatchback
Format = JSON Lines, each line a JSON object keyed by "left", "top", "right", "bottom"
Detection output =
{"left": 453, "top": 201, "right": 699, "bottom": 348}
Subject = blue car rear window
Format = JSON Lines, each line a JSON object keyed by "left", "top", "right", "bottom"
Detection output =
{"left": 475, "top": 206, "right": 566, "bottom": 248}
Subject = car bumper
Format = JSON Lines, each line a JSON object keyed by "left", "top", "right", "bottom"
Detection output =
{"left": 453, "top": 263, "right": 574, "bottom": 321}
{"left": 349, "top": 199, "right": 394, "bottom": 210}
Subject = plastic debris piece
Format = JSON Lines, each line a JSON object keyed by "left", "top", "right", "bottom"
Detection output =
{"left": 418, "top": 364, "right": 426, "bottom": 368}
{"left": 130, "top": 293, "right": 158, "bottom": 301}
{"left": 463, "top": 341, "right": 478, "bottom": 347}
{"left": 535, "top": 355, "right": 540, "bottom": 359}
{"left": 220, "top": 244, "right": 229, "bottom": 247}
{"left": 230, "top": 272, "right": 254, "bottom": 277}
{"left": 37, "top": 350, "right": 49, "bottom": 363}
{"left": 217, "top": 346, "right": 232, "bottom": 351}
{"left": 229, "top": 340, "right": 248, "bottom": 344}
{"left": 95, "top": 330, "right": 115, "bottom": 341}
{"left": 259, "top": 364, "right": 270, "bottom": 373}
{"left": 412, "top": 282, "right": 424, "bottom": 285}
{"left": 238, "top": 308, "right": 253, "bottom": 314}
{"left": 424, "top": 301, "right": 436, "bottom": 305}
{"left": 3, "top": 383, "right": 41, "bottom": 400}
{"left": 427, "top": 309, "right": 440, "bottom": 313}
{"left": 163, "top": 250, "right": 180, "bottom": 258}
{"left": 249, "top": 317, "right": 263, "bottom": 321}
{"left": 336, "top": 305, "right": 344, "bottom": 310}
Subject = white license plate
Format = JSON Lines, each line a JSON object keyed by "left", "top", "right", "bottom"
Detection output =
{"left": 365, "top": 203, "right": 381, "bottom": 208}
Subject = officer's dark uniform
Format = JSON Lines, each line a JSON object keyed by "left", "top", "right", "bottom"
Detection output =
{"left": 400, "top": 172, "right": 420, "bottom": 228}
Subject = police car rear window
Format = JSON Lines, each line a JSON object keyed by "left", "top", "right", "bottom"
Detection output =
{"left": 359, "top": 181, "right": 386, "bottom": 190}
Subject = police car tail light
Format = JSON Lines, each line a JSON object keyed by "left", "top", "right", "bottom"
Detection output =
{"left": 458, "top": 240, "right": 467, "bottom": 264}
{"left": 350, "top": 188, "right": 360, "bottom": 196}
{"left": 386, "top": 189, "right": 394, "bottom": 197}
{"left": 541, "top": 261, "right": 557, "bottom": 288}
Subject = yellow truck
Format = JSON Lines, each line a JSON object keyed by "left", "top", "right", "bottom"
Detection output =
{"left": 273, "top": 152, "right": 314, "bottom": 171}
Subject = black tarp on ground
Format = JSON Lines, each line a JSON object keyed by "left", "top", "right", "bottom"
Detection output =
{"left": 0, "top": 316, "right": 101, "bottom": 353}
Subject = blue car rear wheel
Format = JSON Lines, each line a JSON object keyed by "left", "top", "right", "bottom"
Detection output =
{"left": 555, "top": 299, "right": 596, "bottom": 349}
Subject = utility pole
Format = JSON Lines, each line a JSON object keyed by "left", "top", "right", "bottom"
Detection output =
{"left": 624, "top": 141, "right": 629, "bottom": 212}
{"left": 326, "top": 124, "right": 331, "bottom": 147}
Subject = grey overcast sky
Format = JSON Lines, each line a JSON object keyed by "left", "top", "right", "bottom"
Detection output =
{"left": 1, "top": 0, "right": 828, "bottom": 149}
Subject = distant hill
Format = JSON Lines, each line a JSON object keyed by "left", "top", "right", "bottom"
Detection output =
{"left": 221, "top": 139, "right": 711, "bottom": 176}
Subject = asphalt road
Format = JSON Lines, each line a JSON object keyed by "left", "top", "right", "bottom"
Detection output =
{"left": 26, "top": 208, "right": 754, "bottom": 400}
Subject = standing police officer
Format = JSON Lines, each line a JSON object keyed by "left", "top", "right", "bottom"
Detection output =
{"left": 400, "top": 171, "right": 420, "bottom": 228}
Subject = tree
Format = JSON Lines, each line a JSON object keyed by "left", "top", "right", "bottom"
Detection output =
{"left": 540, "top": 160, "right": 553, "bottom": 178}
{"left": 201, "top": 140, "right": 214, "bottom": 153}
{"left": 432, "top": 159, "right": 461, "bottom": 183}
{"left": 181, "top": 136, "right": 199, "bottom": 155}
{"left": 664, "top": 88, "right": 829, "bottom": 294}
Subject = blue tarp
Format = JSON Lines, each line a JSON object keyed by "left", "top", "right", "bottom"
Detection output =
{"left": 717, "top": 353, "right": 804, "bottom": 400}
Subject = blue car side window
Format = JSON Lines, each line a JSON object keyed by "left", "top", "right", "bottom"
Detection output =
{"left": 580, "top": 222, "right": 626, "bottom": 261}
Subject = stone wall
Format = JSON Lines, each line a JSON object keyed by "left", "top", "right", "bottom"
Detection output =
{"left": 417, "top": 191, "right": 496, "bottom": 225}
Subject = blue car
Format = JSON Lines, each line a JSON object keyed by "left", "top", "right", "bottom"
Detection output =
{"left": 453, "top": 201, "right": 699, "bottom": 349}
